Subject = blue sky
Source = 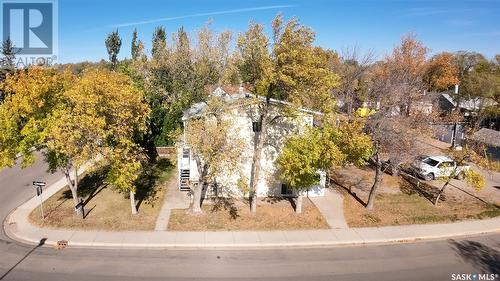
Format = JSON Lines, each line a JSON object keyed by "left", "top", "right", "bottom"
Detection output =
{"left": 58, "top": 0, "right": 500, "bottom": 63}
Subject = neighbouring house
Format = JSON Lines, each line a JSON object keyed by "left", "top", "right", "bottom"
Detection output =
{"left": 468, "top": 128, "right": 500, "bottom": 161}
{"left": 415, "top": 91, "right": 499, "bottom": 146}
{"left": 178, "top": 86, "right": 327, "bottom": 198}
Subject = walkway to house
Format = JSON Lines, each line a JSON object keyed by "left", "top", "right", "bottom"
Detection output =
{"left": 154, "top": 175, "right": 190, "bottom": 231}
{"left": 309, "top": 188, "right": 348, "bottom": 229}
{"left": 5, "top": 173, "right": 500, "bottom": 248}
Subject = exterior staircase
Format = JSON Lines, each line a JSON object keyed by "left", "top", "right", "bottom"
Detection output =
{"left": 179, "top": 148, "right": 191, "bottom": 191}
{"left": 179, "top": 170, "right": 190, "bottom": 191}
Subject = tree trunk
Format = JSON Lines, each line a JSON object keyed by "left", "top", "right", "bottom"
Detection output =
{"left": 434, "top": 181, "right": 449, "bottom": 206}
{"left": 64, "top": 166, "right": 82, "bottom": 216}
{"left": 391, "top": 164, "right": 400, "bottom": 177}
{"left": 295, "top": 194, "right": 303, "bottom": 214}
{"left": 190, "top": 156, "right": 206, "bottom": 215}
{"left": 405, "top": 101, "right": 412, "bottom": 116}
{"left": 130, "top": 190, "right": 138, "bottom": 214}
{"left": 250, "top": 111, "right": 267, "bottom": 213}
{"left": 191, "top": 183, "right": 203, "bottom": 214}
{"left": 366, "top": 153, "right": 382, "bottom": 210}
{"left": 346, "top": 94, "right": 353, "bottom": 115}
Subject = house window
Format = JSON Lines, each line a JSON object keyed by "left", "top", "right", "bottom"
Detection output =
{"left": 281, "top": 184, "right": 293, "bottom": 196}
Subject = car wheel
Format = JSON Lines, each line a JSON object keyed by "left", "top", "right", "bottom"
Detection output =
{"left": 425, "top": 173, "right": 435, "bottom": 181}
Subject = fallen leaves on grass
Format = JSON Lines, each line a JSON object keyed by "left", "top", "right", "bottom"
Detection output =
{"left": 168, "top": 197, "right": 329, "bottom": 231}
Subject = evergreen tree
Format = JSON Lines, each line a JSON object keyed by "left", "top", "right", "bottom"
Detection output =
{"left": 151, "top": 26, "right": 167, "bottom": 59}
{"left": 105, "top": 30, "right": 122, "bottom": 69}
{"left": 131, "top": 29, "right": 139, "bottom": 60}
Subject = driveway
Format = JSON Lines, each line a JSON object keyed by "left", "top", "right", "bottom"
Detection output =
{"left": 425, "top": 166, "right": 500, "bottom": 206}
{"left": 417, "top": 137, "right": 500, "bottom": 205}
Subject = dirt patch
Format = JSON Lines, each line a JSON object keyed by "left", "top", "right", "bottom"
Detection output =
{"left": 168, "top": 197, "right": 329, "bottom": 231}
{"left": 330, "top": 166, "right": 403, "bottom": 196}
{"left": 336, "top": 169, "right": 500, "bottom": 227}
{"left": 343, "top": 187, "right": 499, "bottom": 227}
{"left": 29, "top": 160, "right": 174, "bottom": 231}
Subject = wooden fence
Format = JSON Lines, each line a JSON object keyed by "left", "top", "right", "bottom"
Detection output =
{"left": 156, "top": 147, "right": 176, "bottom": 159}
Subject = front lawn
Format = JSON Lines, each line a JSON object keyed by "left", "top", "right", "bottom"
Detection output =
{"left": 341, "top": 180, "right": 500, "bottom": 228}
{"left": 168, "top": 197, "right": 329, "bottom": 231}
{"left": 29, "top": 159, "right": 174, "bottom": 231}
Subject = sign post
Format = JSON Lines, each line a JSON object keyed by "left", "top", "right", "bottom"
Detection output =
{"left": 33, "top": 181, "right": 46, "bottom": 220}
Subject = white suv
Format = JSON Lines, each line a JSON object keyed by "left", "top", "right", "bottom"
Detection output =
{"left": 410, "top": 155, "right": 470, "bottom": 181}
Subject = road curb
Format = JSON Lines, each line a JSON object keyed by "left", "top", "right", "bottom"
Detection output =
{"left": 4, "top": 169, "right": 500, "bottom": 249}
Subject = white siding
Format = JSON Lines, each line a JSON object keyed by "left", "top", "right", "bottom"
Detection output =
{"left": 180, "top": 104, "right": 325, "bottom": 197}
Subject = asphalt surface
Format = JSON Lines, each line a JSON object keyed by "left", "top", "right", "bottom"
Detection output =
{"left": 1, "top": 154, "right": 499, "bottom": 281}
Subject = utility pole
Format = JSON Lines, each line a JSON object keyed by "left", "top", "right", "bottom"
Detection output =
{"left": 451, "top": 84, "right": 460, "bottom": 149}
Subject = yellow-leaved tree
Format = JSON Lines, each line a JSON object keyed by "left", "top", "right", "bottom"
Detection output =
{"left": 277, "top": 118, "right": 372, "bottom": 213}
{"left": 237, "top": 14, "right": 340, "bottom": 213}
{"left": 0, "top": 67, "right": 150, "bottom": 215}
{"left": 185, "top": 96, "right": 245, "bottom": 214}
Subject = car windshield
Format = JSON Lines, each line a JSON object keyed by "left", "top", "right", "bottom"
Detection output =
{"left": 423, "top": 158, "right": 439, "bottom": 167}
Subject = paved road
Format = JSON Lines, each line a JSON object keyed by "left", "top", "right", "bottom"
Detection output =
{"left": 0, "top": 151, "right": 63, "bottom": 241}
{"left": 1, "top": 155, "right": 499, "bottom": 281}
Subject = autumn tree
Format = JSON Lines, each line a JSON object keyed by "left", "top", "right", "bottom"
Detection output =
{"left": 237, "top": 14, "right": 339, "bottom": 213}
{"left": 171, "top": 26, "right": 196, "bottom": 108}
{"left": 424, "top": 52, "right": 459, "bottom": 91}
{"left": 277, "top": 128, "right": 324, "bottom": 214}
{"left": 454, "top": 51, "right": 486, "bottom": 81}
{"left": 142, "top": 22, "right": 238, "bottom": 149}
{"left": 105, "top": 30, "right": 122, "bottom": 69}
{"left": 0, "top": 68, "right": 150, "bottom": 215}
{"left": 277, "top": 119, "right": 372, "bottom": 213}
{"left": 185, "top": 97, "right": 244, "bottom": 214}
{"left": 381, "top": 33, "right": 429, "bottom": 116}
{"left": 364, "top": 116, "right": 424, "bottom": 209}
{"left": 460, "top": 57, "right": 500, "bottom": 129}
{"left": 365, "top": 62, "right": 435, "bottom": 209}
{"left": 0, "top": 68, "right": 70, "bottom": 167}
{"left": 434, "top": 152, "right": 485, "bottom": 206}
{"left": 333, "top": 47, "right": 374, "bottom": 114}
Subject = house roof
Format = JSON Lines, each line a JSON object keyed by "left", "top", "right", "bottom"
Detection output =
{"left": 440, "top": 93, "right": 497, "bottom": 111}
{"left": 440, "top": 93, "right": 457, "bottom": 107}
{"left": 182, "top": 86, "right": 322, "bottom": 120}
{"left": 206, "top": 85, "right": 251, "bottom": 96}
{"left": 469, "top": 128, "right": 500, "bottom": 147}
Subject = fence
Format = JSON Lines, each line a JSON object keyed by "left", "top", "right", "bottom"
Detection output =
{"left": 156, "top": 147, "right": 176, "bottom": 159}
{"left": 432, "top": 123, "right": 465, "bottom": 146}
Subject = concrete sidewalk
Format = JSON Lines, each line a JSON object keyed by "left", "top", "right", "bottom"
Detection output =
{"left": 154, "top": 176, "right": 190, "bottom": 231}
{"left": 6, "top": 206, "right": 500, "bottom": 248}
{"left": 4, "top": 171, "right": 500, "bottom": 249}
{"left": 309, "top": 188, "right": 348, "bottom": 229}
